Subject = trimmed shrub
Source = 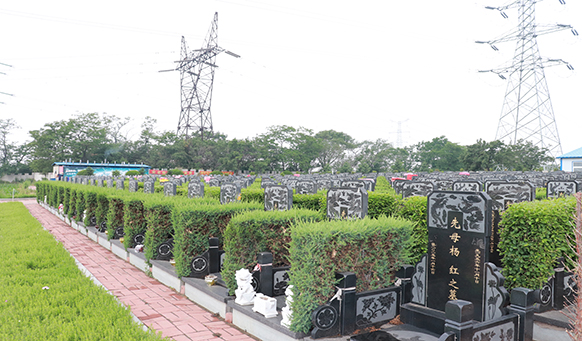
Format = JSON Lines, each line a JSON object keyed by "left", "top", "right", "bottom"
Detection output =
{"left": 288, "top": 216, "right": 413, "bottom": 333}
{"left": 83, "top": 189, "right": 98, "bottom": 226}
{"left": 95, "top": 192, "right": 109, "bottom": 228}
{"left": 293, "top": 192, "right": 326, "bottom": 213}
{"left": 393, "top": 196, "right": 428, "bottom": 265}
{"left": 123, "top": 197, "right": 146, "bottom": 249}
{"left": 241, "top": 188, "right": 264, "bottom": 203}
{"left": 75, "top": 188, "right": 86, "bottom": 223}
{"left": 499, "top": 197, "right": 576, "bottom": 289}
{"left": 222, "top": 209, "right": 323, "bottom": 294}
{"left": 367, "top": 192, "right": 399, "bottom": 219}
{"left": 68, "top": 188, "right": 78, "bottom": 220}
{"left": 205, "top": 186, "right": 220, "bottom": 200}
{"left": 106, "top": 196, "right": 125, "bottom": 240}
{"left": 172, "top": 202, "right": 263, "bottom": 277}
{"left": 143, "top": 196, "right": 218, "bottom": 263}
{"left": 62, "top": 187, "right": 70, "bottom": 215}
{"left": 374, "top": 176, "right": 395, "bottom": 194}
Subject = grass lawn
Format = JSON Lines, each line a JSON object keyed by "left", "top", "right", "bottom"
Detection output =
{"left": 0, "top": 202, "right": 168, "bottom": 340}
{"left": 0, "top": 180, "right": 37, "bottom": 198}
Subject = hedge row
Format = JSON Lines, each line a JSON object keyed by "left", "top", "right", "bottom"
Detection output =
{"left": 288, "top": 216, "right": 413, "bottom": 333}
{"left": 221, "top": 209, "right": 323, "bottom": 294}
{"left": 499, "top": 196, "right": 576, "bottom": 289}
{"left": 172, "top": 201, "right": 263, "bottom": 278}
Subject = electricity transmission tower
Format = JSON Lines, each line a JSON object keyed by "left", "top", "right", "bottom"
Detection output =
{"left": 476, "top": 0, "right": 578, "bottom": 158}
{"left": 161, "top": 13, "right": 240, "bottom": 139}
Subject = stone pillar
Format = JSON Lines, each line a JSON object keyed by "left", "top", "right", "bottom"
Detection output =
{"left": 257, "top": 252, "right": 273, "bottom": 297}
{"left": 337, "top": 272, "right": 357, "bottom": 336}
{"left": 508, "top": 288, "right": 535, "bottom": 341}
{"left": 443, "top": 300, "right": 474, "bottom": 341}
{"left": 396, "top": 265, "right": 414, "bottom": 304}
{"left": 208, "top": 237, "right": 220, "bottom": 273}
{"left": 553, "top": 258, "right": 565, "bottom": 310}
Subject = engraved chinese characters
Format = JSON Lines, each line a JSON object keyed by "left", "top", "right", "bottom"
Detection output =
{"left": 426, "top": 191, "right": 493, "bottom": 322}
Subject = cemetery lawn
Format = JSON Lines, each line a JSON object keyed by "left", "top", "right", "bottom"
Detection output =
{"left": 0, "top": 181, "right": 37, "bottom": 198}
{"left": 0, "top": 202, "right": 168, "bottom": 340}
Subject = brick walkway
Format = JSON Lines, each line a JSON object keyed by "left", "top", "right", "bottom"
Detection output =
{"left": 23, "top": 201, "right": 256, "bottom": 341}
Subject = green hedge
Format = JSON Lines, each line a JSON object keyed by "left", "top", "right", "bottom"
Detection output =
{"left": 95, "top": 192, "right": 109, "bottom": 228}
{"left": 293, "top": 192, "right": 326, "bottom": 213}
{"left": 83, "top": 189, "right": 98, "bottom": 226}
{"left": 143, "top": 196, "right": 219, "bottom": 263}
{"left": 68, "top": 188, "right": 78, "bottom": 221}
{"left": 374, "top": 176, "right": 395, "bottom": 194}
{"left": 393, "top": 196, "right": 428, "bottom": 265}
{"left": 499, "top": 197, "right": 576, "bottom": 289}
{"left": 288, "top": 216, "right": 413, "bottom": 333}
{"left": 221, "top": 209, "right": 323, "bottom": 294}
{"left": 172, "top": 201, "right": 263, "bottom": 277}
{"left": 106, "top": 196, "right": 125, "bottom": 240}
{"left": 367, "top": 192, "right": 399, "bottom": 219}
{"left": 75, "top": 188, "right": 86, "bottom": 223}
{"left": 123, "top": 196, "right": 146, "bottom": 249}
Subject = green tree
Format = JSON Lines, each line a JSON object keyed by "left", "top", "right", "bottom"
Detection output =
{"left": 355, "top": 139, "right": 392, "bottom": 173}
{"left": 0, "top": 119, "right": 31, "bottom": 175}
{"left": 461, "top": 139, "right": 506, "bottom": 171}
{"left": 413, "top": 136, "right": 465, "bottom": 172}
{"left": 28, "top": 113, "right": 111, "bottom": 172}
{"left": 313, "top": 130, "right": 356, "bottom": 172}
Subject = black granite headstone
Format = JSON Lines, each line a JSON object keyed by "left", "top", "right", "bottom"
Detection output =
{"left": 546, "top": 180, "right": 578, "bottom": 198}
{"left": 187, "top": 181, "right": 204, "bottom": 199}
{"left": 264, "top": 185, "right": 293, "bottom": 211}
{"left": 220, "top": 183, "right": 241, "bottom": 204}
{"left": 424, "top": 191, "right": 493, "bottom": 322}
{"left": 326, "top": 187, "right": 368, "bottom": 220}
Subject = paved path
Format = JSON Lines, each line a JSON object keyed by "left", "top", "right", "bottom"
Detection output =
{"left": 22, "top": 201, "right": 256, "bottom": 341}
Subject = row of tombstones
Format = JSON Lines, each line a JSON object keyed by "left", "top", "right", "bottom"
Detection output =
{"left": 394, "top": 178, "right": 580, "bottom": 201}
{"left": 308, "top": 189, "right": 571, "bottom": 340}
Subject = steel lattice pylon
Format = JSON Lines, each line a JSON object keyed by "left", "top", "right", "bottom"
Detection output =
{"left": 170, "top": 13, "right": 239, "bottom": 139}
{"left": 477, "top": 0, "right": 578, "bottom": 159}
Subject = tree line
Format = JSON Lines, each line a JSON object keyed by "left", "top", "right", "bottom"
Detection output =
{"left": 0, "top": 113, "right": 554, "bottom": 175}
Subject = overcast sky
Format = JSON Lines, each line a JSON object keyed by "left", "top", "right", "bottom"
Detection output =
{"left": 1, "top": 0, "right": 581, "bottom": 157}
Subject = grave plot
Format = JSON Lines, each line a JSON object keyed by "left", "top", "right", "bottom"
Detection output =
{"left": 295, "top": 180, "right": 317, "bottom": 195}
{"left": 399, "top": 191, "right": 536, "bottom": 341}
{"left": 222, "top": 209, "right": 322, "bottom": 297}
{"left": 452, "top": 180, "right": 482, "bottom": 192}
{"left": 143, "top": 181, "right": 155, "bottom": 194}
{"left": 164, "top": 182, "right": 176, "bottom": 197}
{"left": 288, "top": 216, "right": 412, "bottom": 337}
{"left": 546, "top": 180, "right": 578, "bottom": 198}
{"left": 484, "top": 181, "right": 535, "bottom": 211}
{"left": 220, "top": 183, "right": 242, "bottom": 204}
{"left": 264, "top": 185, "right": 293, "bottom": 211}
{"left": 401, "top": 181, "right": 434, "bottom": 198}
{"left": 327, "top": 187, "right": 368, "bottom": 220}
{"left": 172, "top": 201, "right": 263, "bottom": 279}
{"left": 187, "top": 181, "right": 204, "bottom": 198}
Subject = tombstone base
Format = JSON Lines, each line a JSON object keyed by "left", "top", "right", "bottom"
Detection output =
{"left": 400, "top": 303, "right": 446, "bottom": 335}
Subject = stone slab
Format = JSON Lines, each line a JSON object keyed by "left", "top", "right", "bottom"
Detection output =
{"left": 228, "top": 296, "right": 308, "bottom": 341}
{"left": 183, "top": 276, "right": 232, "bottom": 318}
{"left": 111, "top": 240, "right": 128, "bottom": 261}
{"left": 151, "top": 259, "right": 183, "bottom": 292}
{"left": 97, "top": 232, "right": 111, "bottom": 250}
{"left": 87, "top": 226, "right": 98, "bottom": 243}
{"left": 128, "top": 249, "right": 149, "bottom": 273}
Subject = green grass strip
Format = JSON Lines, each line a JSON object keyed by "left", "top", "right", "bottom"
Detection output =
{"left": 0, "top": 202, "right": 167, "bottom": 340}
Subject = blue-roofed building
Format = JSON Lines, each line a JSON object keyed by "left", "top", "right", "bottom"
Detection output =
{"left": 52, "top": 161, "right": 150, "bottom": 179}
{"left": 556, "top": 147, "right": 582, "bottom": 172}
